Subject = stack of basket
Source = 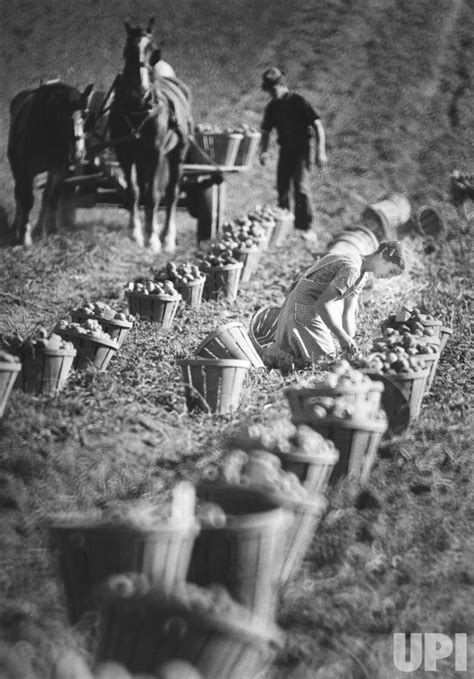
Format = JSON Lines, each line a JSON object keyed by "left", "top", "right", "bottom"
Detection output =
{"left": 284, "top": 360, "right": 388, "bottom": 485}
{"left": 178, "top": 321, "right": 264, "bottom": 415}
{"left": 49, "top": 483, "right": 286, "bottom": 678}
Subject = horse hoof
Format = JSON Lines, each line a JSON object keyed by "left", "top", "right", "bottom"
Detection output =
{"left": 132, "top": 232, "right": 145, "bottom": 248}
{"left": 161, "top": 238, "right": 176, "bottom": 255}
{"left": 148, "top": 235, "right": 162, "bottom": 254}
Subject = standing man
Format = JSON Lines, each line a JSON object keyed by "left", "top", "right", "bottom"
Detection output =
{"left": 259, "top": 67, "right": 327, "bottom": 236}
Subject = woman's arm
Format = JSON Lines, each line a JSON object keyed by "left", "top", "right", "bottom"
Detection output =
{"left": 314, "top": 285, "right": 355, "bottom": 350}
{"left": 342, "top": 293, "right": 359, "bottom": 338}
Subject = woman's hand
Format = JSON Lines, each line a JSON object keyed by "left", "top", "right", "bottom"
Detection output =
{"left": 340, "top": 336, "right": 358, "bottom": 358}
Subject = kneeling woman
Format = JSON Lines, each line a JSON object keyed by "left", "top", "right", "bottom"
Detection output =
{"left": 268, "top": 240, "right": 406, "bottom": 367}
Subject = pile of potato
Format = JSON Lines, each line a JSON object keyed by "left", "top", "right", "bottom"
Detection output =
{"left": 382, "top": 306, "right": 441, "bottom": 336}
{"left": 55, "top": 319, "right": 115, "bottom": 342}
{"left": 73, "top": 301, "right": 134, "bottom": 323}
{"left": 126, "top": 278, "right": 181, "bottom": 297}
{"left": 362, "top": 328, "right": 438, "bottom": 374}
{"left": 153, "top": 261, "right": 206, "bottom": 287}
{"left": 218, "top": 448, "right": 309, "bottom": 500}
{"left": 23, "top": 327, "right": 75, "bottom": 352}
{"left": 228, "top": 420, "right": 336, "bottom": 458}
{"left": 197, "top": 244, "right": 240, "bottom": 272}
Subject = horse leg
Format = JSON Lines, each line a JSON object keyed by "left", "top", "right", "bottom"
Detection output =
{"left": 125, "top": 163, "right": 144, "bottom": 248}
{"left": 144, "top": 155, "right": 167, "bottom": 254}
{"left": 12, "top": 175, "right": 34, "bottom": 247}
{"left": 161, "top": 149, "right": 182, "bottom": 254}
{"left": 37, "top": 172, "right": 56, "bottom": 238}
{"left": 45, "top": 168, "right": 68, "bottom": 235}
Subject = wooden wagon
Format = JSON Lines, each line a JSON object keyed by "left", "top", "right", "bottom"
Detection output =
{"left": 51, "top": 88, "right": 260, "bottom": 244}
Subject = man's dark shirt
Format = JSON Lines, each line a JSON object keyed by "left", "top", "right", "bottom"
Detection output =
{"left": 261, "top": 91, "right": 320, "bottom": 150}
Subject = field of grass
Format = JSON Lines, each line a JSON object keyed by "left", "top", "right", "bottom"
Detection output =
{"left": 0, "top": 0, "right": 473, "bottom": 677}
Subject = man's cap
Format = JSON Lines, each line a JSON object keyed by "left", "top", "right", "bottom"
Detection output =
{"left": 261, "top": 67, "right": 285, "bottom": 90}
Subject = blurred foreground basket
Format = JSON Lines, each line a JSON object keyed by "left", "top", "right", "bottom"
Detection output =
{"left": 50, "top": 516, "right": 200, "bottom": 623}
{"left": 96, "top": 575, "right": 285, "bottom": 679}
{"left": 189, "top": 483, "right": 291, "bottom": 619}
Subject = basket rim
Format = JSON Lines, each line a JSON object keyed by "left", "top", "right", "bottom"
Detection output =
{"left": 178, "top": 357, "right": 251, "bottom": 369}
{"left": 272, "top": 446, "right": 340, "bottom": 465}
{"left": 70, "top": 309, "right": 134, "bottom": 329}
{"left": 49, "top": 518, "right": 200, "bottom": 535}
{"left": 196, "top": 480, "right": 291, "bottom": 517}
{"left": 388, "top": 368, "right": 430, "bottom": 380}
{"left": 21, "top": 346, "right": 78, "bottom": 357}
{"left": 55, "top": 329, "right": 119, "bottom": 349}
{"left": 284, "top": 381, "right": 384, "bottom": 396}
{"left": 206, "top": 261, "right": 244, "bottom": 271}
{"left": 297, "top": 415, "right": 388, "bottom": 433}
{"left": 125, "top": 291, "right": 182, "bottom": 301}
{"left": 0, "top": 361, "right": 22, "bottom": 372}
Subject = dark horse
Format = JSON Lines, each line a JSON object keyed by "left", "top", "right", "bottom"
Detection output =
{"left": 109, "top": 18, "right": 193, "bottom": 253}
{"left": 8, "top": 80, "right": 94, "bottom": 247}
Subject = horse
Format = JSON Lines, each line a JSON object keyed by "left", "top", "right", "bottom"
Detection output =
{"left": 109, "top": 18, "right": 193, "bottom": 254}
{"left": 8, "top": 80, "right": 94, "bottom": 247}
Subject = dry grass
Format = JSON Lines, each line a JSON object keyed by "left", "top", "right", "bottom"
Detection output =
{"left": 0, "top": 0, "right": 473, "bottom": 677}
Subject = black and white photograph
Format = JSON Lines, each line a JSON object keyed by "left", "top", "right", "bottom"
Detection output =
{"left": 0, "top": 1, "right": 472, "bottom": 677}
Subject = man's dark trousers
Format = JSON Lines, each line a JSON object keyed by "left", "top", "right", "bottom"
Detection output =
{"left": 277, "top": 145, "right": 314, "bottom": 231}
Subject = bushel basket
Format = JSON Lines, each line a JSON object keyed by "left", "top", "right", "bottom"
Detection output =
{"left": 195, "top": 321, "right": 265, "bottom": 368}
{"left": 297, "top": 415, "right": 388, "bottom": 486}
{"left": 0, "top": 360, "right": 21, "bottom": 418}
{"left": 391, "top": 368, "right": 430, "bottom": 420}
{"left": 178, "top": 358, "right": 250, "bottom": 414}
{"left": 189, "top": 132, "right": 244, "bottom": 166}
{"left": 55, "top": 330, "right": 118, "bottom": 371}
{"left": 50, "top": 517, "right": 200, "bottom": 624}
{"left": 268, "top": 490, "right": 327, "bottom": 586}
{"left": 233, "top": 131, "right": 262, "bottom": 168}
{"left": 96, "top": 575, "right": 285, "bottom": 679}
{"left": 19, "top": 345, "right": 76, "bottom": 396}
{"left": 270, "top": 445, "right": 339, "bottom": 495}
{"left": 70, "top": 309, "right": 134, "bottom": 348}
{"left": 285, "top": 379, "right": 384, "bottom": 418}
{"left": 189, "top": 483, "right": 291, "bottom": 620}
{"left": 175, "top": 277, "right": 206, "bottom": 309}
{"left": 270, "top": 212, "right": 295, "bottom": 247}
{"left": 234, "top": 246, "right": 262, "bottom": 284}
{"left": 126, "top": 292, "right": 181, "bottom": 328}
{"left": 248, "top": 306, "right": 281, "bottom": 359}
{"left": 203, "top": 262, "right": 243, "bottom": 302}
